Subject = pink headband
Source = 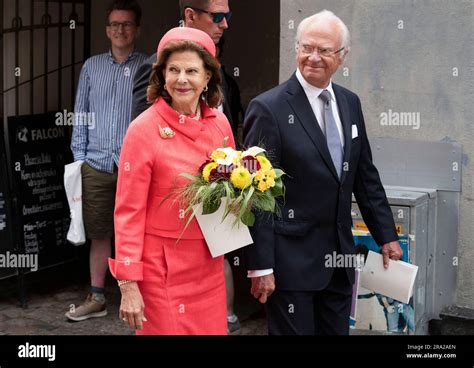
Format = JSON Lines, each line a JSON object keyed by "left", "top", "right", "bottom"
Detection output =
{"left": 157, "top": 27, "right": 216, "bottom": 59}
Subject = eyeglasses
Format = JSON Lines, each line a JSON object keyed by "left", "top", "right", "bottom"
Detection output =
{"left": 188, "top": 7, "right": 232, "bottom": 23}
{"left": 108, "top": 21, "right": 136, "bottom": 31}
{"left": 299, "top": 43, "right": 345, "bottom": 57}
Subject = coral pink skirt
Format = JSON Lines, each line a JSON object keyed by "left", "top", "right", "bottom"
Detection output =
{"left": 136, "top": 234, "right": 227, "bottom": 335}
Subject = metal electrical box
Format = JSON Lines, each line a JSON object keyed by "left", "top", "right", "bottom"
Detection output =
{"left": 350, "top": 139, "right": 462, "bottom": 335}
{"left": 352, "top": 187, "right": 435, "bottom": 334}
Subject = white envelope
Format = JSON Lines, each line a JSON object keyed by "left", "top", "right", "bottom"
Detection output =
{"left": 360, "top": 251, "right": 418, "bottom": 304}
{"left": 352, "top": 124, "right": 359, "bottom": 139}
{"left": 193, "top": 198, "right": 253, "bottom": 258}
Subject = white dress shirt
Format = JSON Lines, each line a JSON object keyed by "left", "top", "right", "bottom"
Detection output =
{"left": 247, "top": 69, "right": 345, "bottom": 279}
{"left": 295, "top": 68, "right": 345, "bottom": 146}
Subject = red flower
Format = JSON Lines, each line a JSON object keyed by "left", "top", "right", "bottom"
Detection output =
{"left": 240, "top": 156, "right": 261, "bottom": 174}
{"left": 198, "top": 159, "right": 213, "bottom": 174}
{"left": 209, "top": 164, "right": 232, "bottom": 182}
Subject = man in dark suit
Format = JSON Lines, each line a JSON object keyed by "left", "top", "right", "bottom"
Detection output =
{"left": 243, "top": 10, "right": 403, "bottom": 335}
{"left": 216, "top": 36, "right": 244, "bottom": 143}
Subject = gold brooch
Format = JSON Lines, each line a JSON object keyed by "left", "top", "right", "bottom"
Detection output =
{"left": 159, "top": 125, "right": 175, "bottom": 139}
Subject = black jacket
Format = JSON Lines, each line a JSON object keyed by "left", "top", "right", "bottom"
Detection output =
{"left": 243, "top": 73, "right": 399, "bottom": 291}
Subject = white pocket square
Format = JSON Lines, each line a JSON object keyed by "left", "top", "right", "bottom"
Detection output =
{"left": 352, "top": 124, "right": 359, "bottom": 139}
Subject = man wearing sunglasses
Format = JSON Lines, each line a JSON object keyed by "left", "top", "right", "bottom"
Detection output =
{"left": 131, "top": 0, "right": 232, "bottom": 120}
{"left": 184, "top": 1, "right": 232, "bottom": 43}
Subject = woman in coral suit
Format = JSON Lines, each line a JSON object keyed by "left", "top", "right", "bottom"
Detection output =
{"left": 108, "top": 27, "right": 235, "bottom": 335}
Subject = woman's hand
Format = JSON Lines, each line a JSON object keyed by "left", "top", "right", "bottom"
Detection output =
{"left": 119, "top": 282, "right": 147, "bottom": 330}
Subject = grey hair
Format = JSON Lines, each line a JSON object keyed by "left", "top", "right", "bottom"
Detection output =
{"left": 295, "top": 10, "right": 351, "bottom": 59}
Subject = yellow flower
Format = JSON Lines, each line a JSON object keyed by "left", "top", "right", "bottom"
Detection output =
{"left": 257, "top": 178, "right": 275, "bottom": 192}
{"left": 211, "top": 150, "right": 226, "bottom": 162}
{"left": 202, "top": 162, "right": 218, "bottom": 182}
{"left": 254, "top": 170, "right": 265, "bottom": 183}
{"left": 254, "top": 170, "right": 276, "bottom": 192}
{"left": 256, "top": 155, "right": 272, "bottom": 171}
{"left": 266, "top": 169, "right": 277, "bottom": 179}
{"left": 230, "top": 167, "right": 252, "bottom": 189}
{"left": 254, "top": 169, "right": 276, "bottom": 182}
{"left": 257, "top": 181, "right": 268, "bottom": 192}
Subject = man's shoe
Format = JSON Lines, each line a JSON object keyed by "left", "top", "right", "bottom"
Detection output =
{"left": 65, "top": 293, "right": 107, "bottom": 322}
{"left": 227, "top": 315, "right": 241, "bottom": 334}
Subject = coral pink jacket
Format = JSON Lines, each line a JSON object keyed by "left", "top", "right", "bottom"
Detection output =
{"left": 109, "top": 98, "right": 235, "bottom": 281}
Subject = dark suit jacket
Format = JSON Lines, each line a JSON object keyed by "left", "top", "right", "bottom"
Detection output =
{"left": 131, "top": 53, "right": 157, "bottom": 120}
{"left": 131, "top": 54, "right": 242, "bottom": 142}
{"left": 220, "top": 66, "right": 243, "bottom": 142}
{"left": 243, "top": 73, "right": 398, "bottom": 291}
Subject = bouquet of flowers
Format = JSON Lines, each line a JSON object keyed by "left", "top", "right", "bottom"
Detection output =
{"left": 178, "top": 140, "right": 285, "bottom": 231}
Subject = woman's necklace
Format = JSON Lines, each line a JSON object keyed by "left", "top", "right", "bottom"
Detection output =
{"left": 189, "top": 104, "right": 201, "bottom": 121}
{"left": 173, "top": 103, "right": 201, "bottom": 121}
{"left": 160, "top": 103, "right": 201, "bottom": 140}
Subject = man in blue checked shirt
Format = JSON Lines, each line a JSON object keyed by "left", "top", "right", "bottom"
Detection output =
{"left": 66, "top": 0, "right": 147, "bottom": 322}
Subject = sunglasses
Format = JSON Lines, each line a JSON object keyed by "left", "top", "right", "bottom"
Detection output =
{"left": 188, "top": 7, "right": 232, "bottom": 23}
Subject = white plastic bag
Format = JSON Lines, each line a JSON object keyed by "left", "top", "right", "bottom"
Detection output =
{"left": 64, "top": 160, "right": 86, "bottom": 245}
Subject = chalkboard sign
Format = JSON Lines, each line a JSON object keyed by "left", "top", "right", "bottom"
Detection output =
{"left": 0, "top": 123, "right": 16, "bottom": 279}
{"left": 7, "top": 113, "right": 75, "bottom": 270}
